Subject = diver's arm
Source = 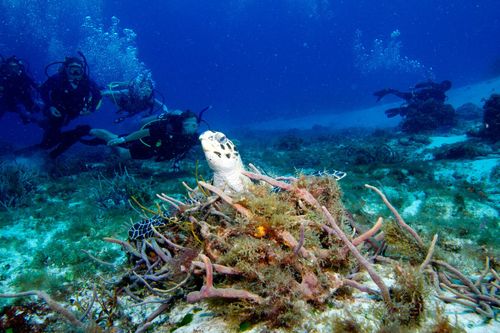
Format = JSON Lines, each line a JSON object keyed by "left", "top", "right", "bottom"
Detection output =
{"left": 88, "top": 81, "right": 103, "bottom": 110}
{"left": 39, "top": 76, "right": 62, "bottom": 116}
{"left": 139, "top": 108, "right": 181, "bottom": 126}
{"left": 108, "top": 128, "right": 151, "bottom": 146}
{"left": 101, "top": 88, "right": 129, "bottom": 97}
{"left": 25, "top": 74, "right": 39, "bottom": 90}
{"left": 101, "top": 82, "right": 129, "bottom": 96}
{"left": 153, "top": 98, "right": 169, "bottom": 113}
{"left": 79, "top": 80, "right": 103, "bottom": 115}
{"left": 109, "top": 82, "right": 129, "bottom": 90}
{"left": 112, "top": 129, "right": 151, "bottom": 145}
{"left": 39, "top": 76, "right": 56, "bottom": 105}
{"left": 125, "top": 128, "right": 151, "bottom": 142}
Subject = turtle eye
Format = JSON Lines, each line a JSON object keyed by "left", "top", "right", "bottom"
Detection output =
{"left": 215, "top": 133, "right": 227, "bottom": 144}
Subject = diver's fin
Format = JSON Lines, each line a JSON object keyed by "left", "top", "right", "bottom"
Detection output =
{"left": 373, "top": 88, "right": 395, "bottom": 102}
{"left": 79, "top": 138, "right": 107, "bottom": 146}
{"left": 384, "top": 107, "right": 401, "bottom": 118}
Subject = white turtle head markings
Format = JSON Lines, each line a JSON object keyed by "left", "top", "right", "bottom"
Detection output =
{"left": 199, "top": 130, "right": 243, "bottom": 173}
{"left": 199, "top": 130, "right": 249, "bottom": 193}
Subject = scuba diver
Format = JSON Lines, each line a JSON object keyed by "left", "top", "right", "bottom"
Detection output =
{"left": 101, "top": 70, "right": 168, "bottom": 123}
{"left": 0, "top": 55, "right": 40, "bottom": 124}
{"left": 373, "top": 79, "right": 452, "bottom": 118}
{"left": 38, "top": 53, "right": 102, "bottom": 158}
{"left": 85, "top": 108, "right": 207, "bottom": 166}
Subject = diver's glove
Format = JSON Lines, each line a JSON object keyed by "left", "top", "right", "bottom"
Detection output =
{"left": 108, "top": 137, "right": 126, "bottom": 146}
{"left": 50, "top": 106, "right": 62, "bottom": 117}
{"left": 80, "top": 107, "right": 92, "bottom": 116}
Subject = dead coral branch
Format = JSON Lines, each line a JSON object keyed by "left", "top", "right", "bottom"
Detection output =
{"left": 0, "top": 290, "right": 84, "bottom": 328}
{"left": 352, "top": 217, "right": 383, "bottom": 246}
{"left": 242, "top": 171, "right": 322, "bottom": 209}
{"left": 419, "top": 234, "right": 438, "bottom": 273}
{"left": 364, "top": 184, "right": 424, "bottom": 247}
{"left": 198, "top": 181, "right": 252, "bottom": 217}
{"left": 186, "top": 254, "right": 264, "bottom": 304}
{"left": 321, "top": 207, "right": 393, "bottom": 309}
{"left": 432, "top": 259, "right": 499, "bottom": 319}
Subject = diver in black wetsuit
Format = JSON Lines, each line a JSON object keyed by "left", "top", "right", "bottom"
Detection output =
{"left": 87, "top": 109, "right": 199, "bottom": 163}
{"left": 39, "top": 55, "right": 102, "bottom": 158}
{"left": 0, "top": 55, "right": 40, "bottom": 124}
{"left": 374, "top": 80, "right": 452, "bottom": 117}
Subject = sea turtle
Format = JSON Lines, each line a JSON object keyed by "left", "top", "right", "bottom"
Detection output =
{"left": 199, "top": 130, "right": 251, "bottom": 193}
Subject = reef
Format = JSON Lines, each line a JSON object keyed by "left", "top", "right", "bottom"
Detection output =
{"left": 1, "top": 169, "right": 498, "bottom": 332}
{"left": 399, "top": 100, "right": 456, "bottom": 133}
{"left": 482, "top": 94, "right": 500, "bottom": 141}
{"left": 0, "top": 125, "right": 498, "bottom": 332}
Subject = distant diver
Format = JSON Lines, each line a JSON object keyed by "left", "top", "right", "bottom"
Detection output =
{"left": 0, "top": 55, "right": 41, "bottom": 124}
{"left": 374, "top": 80, "right": 452, "bottom": 117}
{"left": 38, "top": 52, "right": 102, "bottom": 158}
{"left": 101, "top": 71, "right": 168, "bottom": 123}
{"left": 374, "top": 80, "right": 455, "bottom": 133}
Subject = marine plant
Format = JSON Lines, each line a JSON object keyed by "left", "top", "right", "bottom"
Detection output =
{"left": 0, "top": 161, "right": 39, "bottom": 210}
{"left": 426, "top": 306, "right": 466, "bottom": 333}
{"left": 274, "top": 133, "right": 304, "bottom": 151}
{"left": 382, "top": 219, "right": 425, "bottom": 264}
{"left": 330, "top": 314, "right": 367, "bottom": 333}
{"left": 89, "top": 166, "right": 155, "bottom": 209}
{"left": 386, "top": 264, "right": 427, "bottom": 327}
{"left": 334, "top": 141, "right": 406, "bottom": 167}
{"left": 434, "top": 142, "right": 492, "bottom": 160}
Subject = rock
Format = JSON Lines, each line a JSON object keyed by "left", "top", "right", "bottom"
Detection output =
{"left": 398, "top": 137, "right": 411, "bottom": 146}
{"left": 455, "top": 102, "right": 482, "bottom": 121}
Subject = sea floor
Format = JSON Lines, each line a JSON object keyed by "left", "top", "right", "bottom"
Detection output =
{"left": 0, "top": 121, "right": 498, "bottom": 331}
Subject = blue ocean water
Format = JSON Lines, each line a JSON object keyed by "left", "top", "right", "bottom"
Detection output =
{"left": 1, "top": 0, "right": 499, "bottom": 142}
{"left": 1, "top": 2, "right": 500, "bottom": 331}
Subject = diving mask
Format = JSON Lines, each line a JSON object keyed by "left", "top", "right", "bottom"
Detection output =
{"left": 66, "top": 63, "right": 84, "bottom": 80}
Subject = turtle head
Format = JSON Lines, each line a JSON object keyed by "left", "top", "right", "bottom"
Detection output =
{"left": 199, "top": 130, "right": 243, "bottom": 173}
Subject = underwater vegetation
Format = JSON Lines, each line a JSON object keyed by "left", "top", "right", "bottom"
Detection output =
{"left": 1, "top": 168, "right": 497, "bottom": 332}
{"left": 89, "top": 166, "right": 156, "bottom": 209}
{"left": 433, "top": 142, "right": 493, "bottom": 160}
{"left": 0, "top": 119, "right": 498, "bottom": 332}
{"left": 0, "top": 161, "right": 40, "bottom": 210}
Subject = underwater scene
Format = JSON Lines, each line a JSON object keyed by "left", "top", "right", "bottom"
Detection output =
{"left": 0, "top": 1, "right": 499, "bottom": 332}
